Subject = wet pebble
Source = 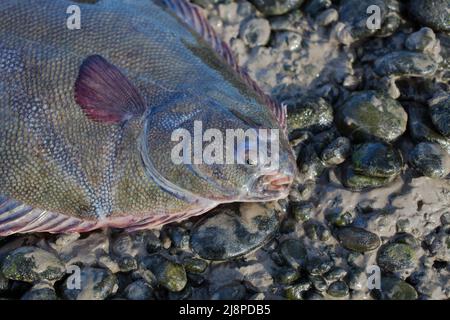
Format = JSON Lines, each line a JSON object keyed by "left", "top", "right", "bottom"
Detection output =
{"left": 240, "top": 18, "right": 271, "bottom": 48}
{"left": 338, "top": 0, "right": 400, "bottom": 42}
{"left": 286, "top": 97, "right": 334, "bottom": 135}
{"left": 320, "top": 137, "right": 351, "bottom": 166}
{"left": 291, "top": 201, "right": 314, "bottom": 222}
{"left": 21, "top": 282, "right": 57, "bottom": 300}
{"left": 429, "top": 93, "right": 450, "bottom": 137}
{"left": 324, "top": 267, "right": 347, "bottom": 282}
{"left": 183, "top": 258, "right": 208, "bottom": 274}
{"left": 285, "top": 278, "right": 311, "bottom": 300}
{"left": 276, "top": 267, "right": 300, "bottom": 285}
{"left": 342, "top": 166, "right": 393, "bottom": 191}
{"left": 336, "top": 91, "right": 407, "bottom": 142}
{"left": 304, "top": 0, "right": 331, "bottom": 16}
{"left": 408, "top": 104, "right": 450, "bottom": 154}
{"left": 326, "top": 281, "right": 349, "bottom": 298}
{"left": 351, "top": 142, "right": 403, "bottom": 178}
{"left": 377, "top": 243, "right": 418, "bottom": 274}
{"left": 336, "top": 226, "right": 381, "bottom": 252}
{"left": 190, "top": 203, "right": 279, "bottom": 260}
{"left": 142, "top": 254, "right": 187, "bottom": 292}
{"left": 374, "top": 51, "right": 438, "bottom": 77}
{"left": 408, "top": 0, "right": 450, "bottom": 32}
{"left": 62, "top": 267, "right": 118, "bottom": 300}
{"left": 380, "top": 276, "right": 418, "bottom": 300}
{"left": 279, "top": 239, "right": 308, "bottom": 269}
{"left": 1, "top": 247, "right": 65, "bottom": 283}
{"left": 211, "top": 282, "right": 246, "bottom": 300}
{"left": 326, "top": 211, "right": 354, "bottom": 227}
{"left": 124, "top": 280, "right": 154, "bottom": 300}
{"left": 249, "top": 0, "right": 304, "bottom": 16}
{"left": 409, "top": 142, "right": 450, "bottom": 178}
{"left": 309, "top": 275, "right": 327, "bottom": 292}
{"left": 405, "top": 27, "right": 437, "bottom": 53}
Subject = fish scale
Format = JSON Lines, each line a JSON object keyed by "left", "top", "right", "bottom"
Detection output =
{"left": 0, "top": 0, "right": 295, "bottom": 235}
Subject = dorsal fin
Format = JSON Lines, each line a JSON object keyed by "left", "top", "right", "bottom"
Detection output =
{"left": 160, "top": 0, "right": 287, "bottom": 129}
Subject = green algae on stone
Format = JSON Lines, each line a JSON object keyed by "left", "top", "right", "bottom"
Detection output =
{"left": 336, "top": 226, "right": 381, "bottom": 252}
{"left": 142, "top": 254, "right": 187, "bottom": 292}
{"left": 351, "top": 142, "right": 403, "bottom": 178}
{"left": 342, "top": 166, "right": 393, "bottom": 191}
{"left": 183, "top": 257, "right": 208, "bottom": 274}
{"left": 377, "top": 243, "right": 417, "bottom": 273}
{"left": 286, "top": 97, "right": 334, "bottom": 135}
{"left": 336, "top": 91, "right": 407, "bottom": 142}
{"left": 1, "top": 247, "right": 65, "bottom": 283}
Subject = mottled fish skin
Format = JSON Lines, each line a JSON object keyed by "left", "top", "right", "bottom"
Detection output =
{"left": 0, "top": 0, "right": 296, "bottom": 234}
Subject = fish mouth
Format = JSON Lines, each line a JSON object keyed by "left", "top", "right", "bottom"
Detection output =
{"left": 248, "top": 170, "right": 294, "bottom": 201}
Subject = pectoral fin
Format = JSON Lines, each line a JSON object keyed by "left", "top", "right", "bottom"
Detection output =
{"left": 74, "top": 55, "right": 146, "bottom": 124}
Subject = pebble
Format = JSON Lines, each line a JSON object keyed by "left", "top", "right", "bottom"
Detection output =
{"left": 183, "top": 258, "right": 208, "bottom": 274}
{"left": 377, "top": 243, "right": 418, "bottom": 274}
{"left": 336, "top": 226, "right": 381, "bottom": 252}
{"left": 374, "top": 51, "right": 438, "bottom": 77}
{"left": 279, "top": 239, "right": 308, "bottom": 269}
{"left": 21, "top": 282, "right": 58, "bottom": 300}
{"left": 342, "top": 166, "right": 393, "bottom": 191}
{"left": 248, "top": 0, "right": 304, "bottom": 16}
{"left": 320, "top": 137, "right": 351, "bottom": 166}
{"left": 190, "top": 203, "right": 279, "bottom": 260}
{"left": 405, "top": 28, "right": 437, "bottom": 53}
{"left": 326, "top": 281, "right": 349, "bottom": 298}
{"left": 429, "top": 93, "right": 450, "bottom": 137}
{"left": 211, "top": 282, "right": 246, "bottom": 300}
{"left": 409, "top": 142, "right": 450, "bottom": 178}
{"left": 62, "top": 267, "right": 118, "bottom": 300}
{"left": 351, "top": 142, "right": 403, "bottom": 178}
{"left": 124, "top": 280, "right": 154, "bottom": 300}
{"left": 408, "top": 104, "right": 450, "bottom": 154}
{"left": 286, "top": 97, "right": 334, "bottom": 135}
{"left": 291, "top": 201, "right": 314, "bottom": 222}
{"left": 336, "top": 91, "right": 408, "bottom": 142}
{"left": 408, "top": 0, "right": 450, "bottom": 32}
{"left": 240, "top": 18, "right": 271, "bottom": 48}
{"left": 309, "top": 275, "right": 327, "bottom": 292}
{"left": 1, "top": 246, "right": 65, "bottom": 283}
{"left": 141, "top": 254, "right": 187, "bottom": 292}
{"left": 380, "top": 276, "right": 418, "bottom": 300}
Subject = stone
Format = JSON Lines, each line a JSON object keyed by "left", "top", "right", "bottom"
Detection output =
{"left": 409, "top": 0, "right": 450, "bottom": 32}
{"left": 141, "top": 254, "right": 187, "bottom": 292}
{"left": 351, "top": 142, "right": 403, "bottom": 178}
{"left": 1, "top": 247, "right": 65, "bottom": 283}
{"left": 240, "top": 18, "right": 271, "bottom": 48}
{"left": 190, "top": 203, "right": 279, "bottom": 260}
{"left": 336, "top": 226, "right": 381, "bottom": 252}
{"left": 409, "top": 142, "right": 450, "bottom": 178}
{"left": 336, "top": 91, "right": 407, "bottom": 142}
{"left": 374, "top": 51, "right": 438, "bottom": 77}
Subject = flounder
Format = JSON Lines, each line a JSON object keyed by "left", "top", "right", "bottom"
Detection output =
{"left": 0, "top": 0, "right": 296, "bottom": 235}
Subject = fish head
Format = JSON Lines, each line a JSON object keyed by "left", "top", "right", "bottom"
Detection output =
{"left": 140, "top": 92, "right": 297, "bottom": 204}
